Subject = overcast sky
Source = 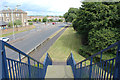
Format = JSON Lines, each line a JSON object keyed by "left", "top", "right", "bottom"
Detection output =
{"left": 0, "top": 0, "right": 82, "bottom": 16}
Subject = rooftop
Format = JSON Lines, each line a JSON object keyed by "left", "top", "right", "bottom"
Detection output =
{"left": 0, "top": 9, "right": 27, "bottom": 14}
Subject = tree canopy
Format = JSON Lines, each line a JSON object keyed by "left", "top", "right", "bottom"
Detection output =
{"left": 65, "top": 2, "right": 120, "bottom": 53}
{"left": 64, "top": 8, "right": 78, "bottom": 22}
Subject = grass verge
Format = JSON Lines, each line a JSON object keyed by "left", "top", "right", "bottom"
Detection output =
{"left": 40, "top": 27, "right": 87, "bottom": 63}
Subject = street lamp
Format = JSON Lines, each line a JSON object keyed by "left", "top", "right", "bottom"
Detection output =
{"left": 4, "top": 5, "right": 21, "bottom": 40}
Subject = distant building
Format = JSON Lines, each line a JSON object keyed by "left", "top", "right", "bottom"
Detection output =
{"left": 0, "top": 8, "right": 27, "bottom": 26}
{"left": 47, "top": 16, "right": 65, "bottom": 22}
{"left": 27, "top": 16, "right": 65, "bottom": 22}
{"left": 27, "top": 16, "right": 44, "bottom": 21}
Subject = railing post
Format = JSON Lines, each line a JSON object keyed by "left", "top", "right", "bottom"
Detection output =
{"left": 37, "top": 62, "right": 39, "bottom": 78}
{"left": 0, "top": 41, "right": 3, "bottom": 79}
{"left": 0, "top": 40, "right": 9, "bottom": 79}
{"left": 19, "top": 53, "right": 21, "bottom": 62}
{"left": 100, "top": 52, "right": 102, "bottom": 62}
{"left": 28, "top": 57, "right": 31, "bottom": 78}
{"left": 114, "top": 42, "right": 120, "bottom": 80}
{"left": 89, "top": 57, "right": 93, "bottom": 80}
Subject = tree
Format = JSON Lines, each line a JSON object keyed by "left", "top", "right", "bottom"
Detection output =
{"left": 28, "top": 20, "right": 32, "bottom": 22}
{"left": 64, "top": 8, "right": 78, "bottom": 22}
{"left": 29, "top": 22, "right": 33, "bottom": 25}
{"left": 58, "top": 19, "right": 63, "bottom": 22}
{"left": 8, "top": 21, "right": 13, "bottom": 27}
{"left": 88, "top": 27, "right": 119, "bottom": 52}
{"left": 39, "top": 19, "right": 41, "bottom": 22}
{"left": 49, "top": 19, "right": 53, "bottom": 22}
{"left": 42, "top": 17, "right": 48, "bottom": 22}
{"left": 14, "top": 20, "right": 22, "bottom": 27}
{"left": 72, "top": 2, "right": 119, "bottom": 44}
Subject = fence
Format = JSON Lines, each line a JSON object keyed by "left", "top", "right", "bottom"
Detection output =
{"left": 67, "top": 41, "right": 120, "bottom": 79}
{"left": 0, "top": 40, "right": 52, "bottom": 79}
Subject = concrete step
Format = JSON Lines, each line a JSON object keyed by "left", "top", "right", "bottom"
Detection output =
{"left": 52, "top": 62, "right": 66, "bottom": 65}
{"left": 45, "top": 65, "right": 74, "bottom": 78}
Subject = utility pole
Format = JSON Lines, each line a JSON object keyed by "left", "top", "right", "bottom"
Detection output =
{"left": 4, "top": 5, "right": 21, "bottom": 40}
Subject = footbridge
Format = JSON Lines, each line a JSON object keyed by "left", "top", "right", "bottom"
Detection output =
{"left": 0, "top": 40, "right": 120, "bottom": 79}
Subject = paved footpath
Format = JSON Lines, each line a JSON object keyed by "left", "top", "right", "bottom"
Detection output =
{"left": 28, "top": 27, "right": 67, "bottom": 62}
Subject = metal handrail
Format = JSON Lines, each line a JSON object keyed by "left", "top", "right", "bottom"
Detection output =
{"left": 3, "top": 40, "right": 43, "bottom": 65}
{"left": 76, "top": 41, "right": 120, "bottom": 65}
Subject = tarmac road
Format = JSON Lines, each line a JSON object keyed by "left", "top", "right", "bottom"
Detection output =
{"left": 6, "top": 22, "right": 66, "bottom": 60}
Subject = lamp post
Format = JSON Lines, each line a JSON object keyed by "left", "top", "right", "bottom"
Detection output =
{"left": 4, "top": 5, "right": 21, "bottom": 40}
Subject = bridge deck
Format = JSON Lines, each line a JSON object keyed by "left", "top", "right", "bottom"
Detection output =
{"left": 45, "top": 65, "right": 74, "bottom": 78}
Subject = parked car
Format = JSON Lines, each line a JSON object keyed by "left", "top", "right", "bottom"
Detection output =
{"left": 52, "top": 22, "right": 55, "bottom": 25}
{"left": 0, "top": 37, "right": 9, "bottom": 42}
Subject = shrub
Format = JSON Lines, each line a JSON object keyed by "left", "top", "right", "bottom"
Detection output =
{"left": 28, "top": 20, "right": 32, "bottom": 22}
{"left": 88, "top": 27, "right": 119, "bottom": 51}
{"left": 29, "top": 22, "right": 33, "bottom": 25}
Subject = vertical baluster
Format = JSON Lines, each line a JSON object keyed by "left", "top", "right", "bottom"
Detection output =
{"left": 101, "top": 61, "right": 105, "bottom": 79}
{"left": 99, "top": 52, "right": 102, "bottom": 79}
{"left": 89, "top": 57, "right": 93, "bottom": 80}
{"left": 113, "top": 42, "right": 120, "bottom": 79}
{"left": 106, "top": 60, "right": 110, "bottom": 80}
{"left": 110, "top": 59, "right": 114, "bottom": 79}
{"left": 0, "top": 41, "right": 2, "bottom": 79}
{"left": 19, "top": 53, "right": 22, "bottom": 78}
{"left": 34, "top": 61, "right": 35, "bottom": 77}
{"left": 28, "top": 57, "right": 31, "bottom": 78}
{"left": 92, "top": 63, "right": 95, "bottom": 78}
{"left": 97, "top": 63, "right": 100, "bottom": 78}
{"left": 94, "top": 64, "right": 97, "bottom": 79}
{"left": 19, "top": 53, "right": 21, "bottom": 62}
{"left": 37, "top": 62, "right": 39, "bottom": 78}
{"left": 104, "top": 61, "right": 107, "bottom": 79}
{"left": 21, "top": 63, "right": 23, "bottom": 78}
{"left": 99, "top": 62, "right": 103, "bottom": 79}
{"left": 80, "top": 62, "right": 82, "bottom": 78}
{"left": 14, "top": 61, "right": 17, "bottom": 78}
{"left": 16, "top": 62, "right": 19, "bottom": 78}
{"left": 11, "top": 60, "right": 15, "bottom": 79}
{"left": 8, "top": 60, "right": 12, "bottom": 79}
{"left": 19, "top": 62, "right": 22, "bottom": 78}
{"left": 95, "top": 63, "right": 98, "bottom": 79}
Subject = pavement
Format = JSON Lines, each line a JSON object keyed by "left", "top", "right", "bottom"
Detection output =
{"left": 5, "top": 22, "right": 66, "bottom": 60}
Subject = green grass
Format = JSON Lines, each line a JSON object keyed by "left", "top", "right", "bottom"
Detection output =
{"left": 0, "top": 26, "right": 36, "bottom": 37}
{"left": 40, "top": 27, "right": 88, "bottom": 63}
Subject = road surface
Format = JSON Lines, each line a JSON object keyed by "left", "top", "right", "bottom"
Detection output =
{"left": 6, "top": 23, "right": 66, "bottom": 60}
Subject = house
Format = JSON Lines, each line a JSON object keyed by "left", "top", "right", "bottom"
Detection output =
{"left": 0, "top": 8, "right": 27, "bottom": 26}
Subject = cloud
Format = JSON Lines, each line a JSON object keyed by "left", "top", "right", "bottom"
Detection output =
{"left": 1, "top": 0, "right": 82, "bottom": 16}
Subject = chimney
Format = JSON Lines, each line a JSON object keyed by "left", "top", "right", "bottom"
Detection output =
{"left": 15, "top": 7, "right": 17, "bottom": 11}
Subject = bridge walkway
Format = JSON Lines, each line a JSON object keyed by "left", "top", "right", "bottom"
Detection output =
{"left": 45, "top": 62, "right": 74, "bottom": 78}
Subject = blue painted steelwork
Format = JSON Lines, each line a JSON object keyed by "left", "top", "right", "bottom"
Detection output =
{"left": 67, "top": 41, "right": 120, "bottom": 79}
{"left": 0, "top": 40, "right": 52, "bottom": 79}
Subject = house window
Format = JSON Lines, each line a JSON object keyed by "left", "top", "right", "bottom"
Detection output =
{"left": 16, "top": 13, "right": 19, "bottom": 16}
{"left": 0, "top": 13, "right": 3, "bottom": 17}
{"left": 6, "top": 13, "right": 9, "bottom": 17}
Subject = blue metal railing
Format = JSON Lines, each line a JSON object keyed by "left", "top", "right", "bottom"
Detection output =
{"left": 0, "top": 40, "right": 52, "bottom": 79}
{"left": 67, "top": 41, "right": 120, "bottom": 79}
